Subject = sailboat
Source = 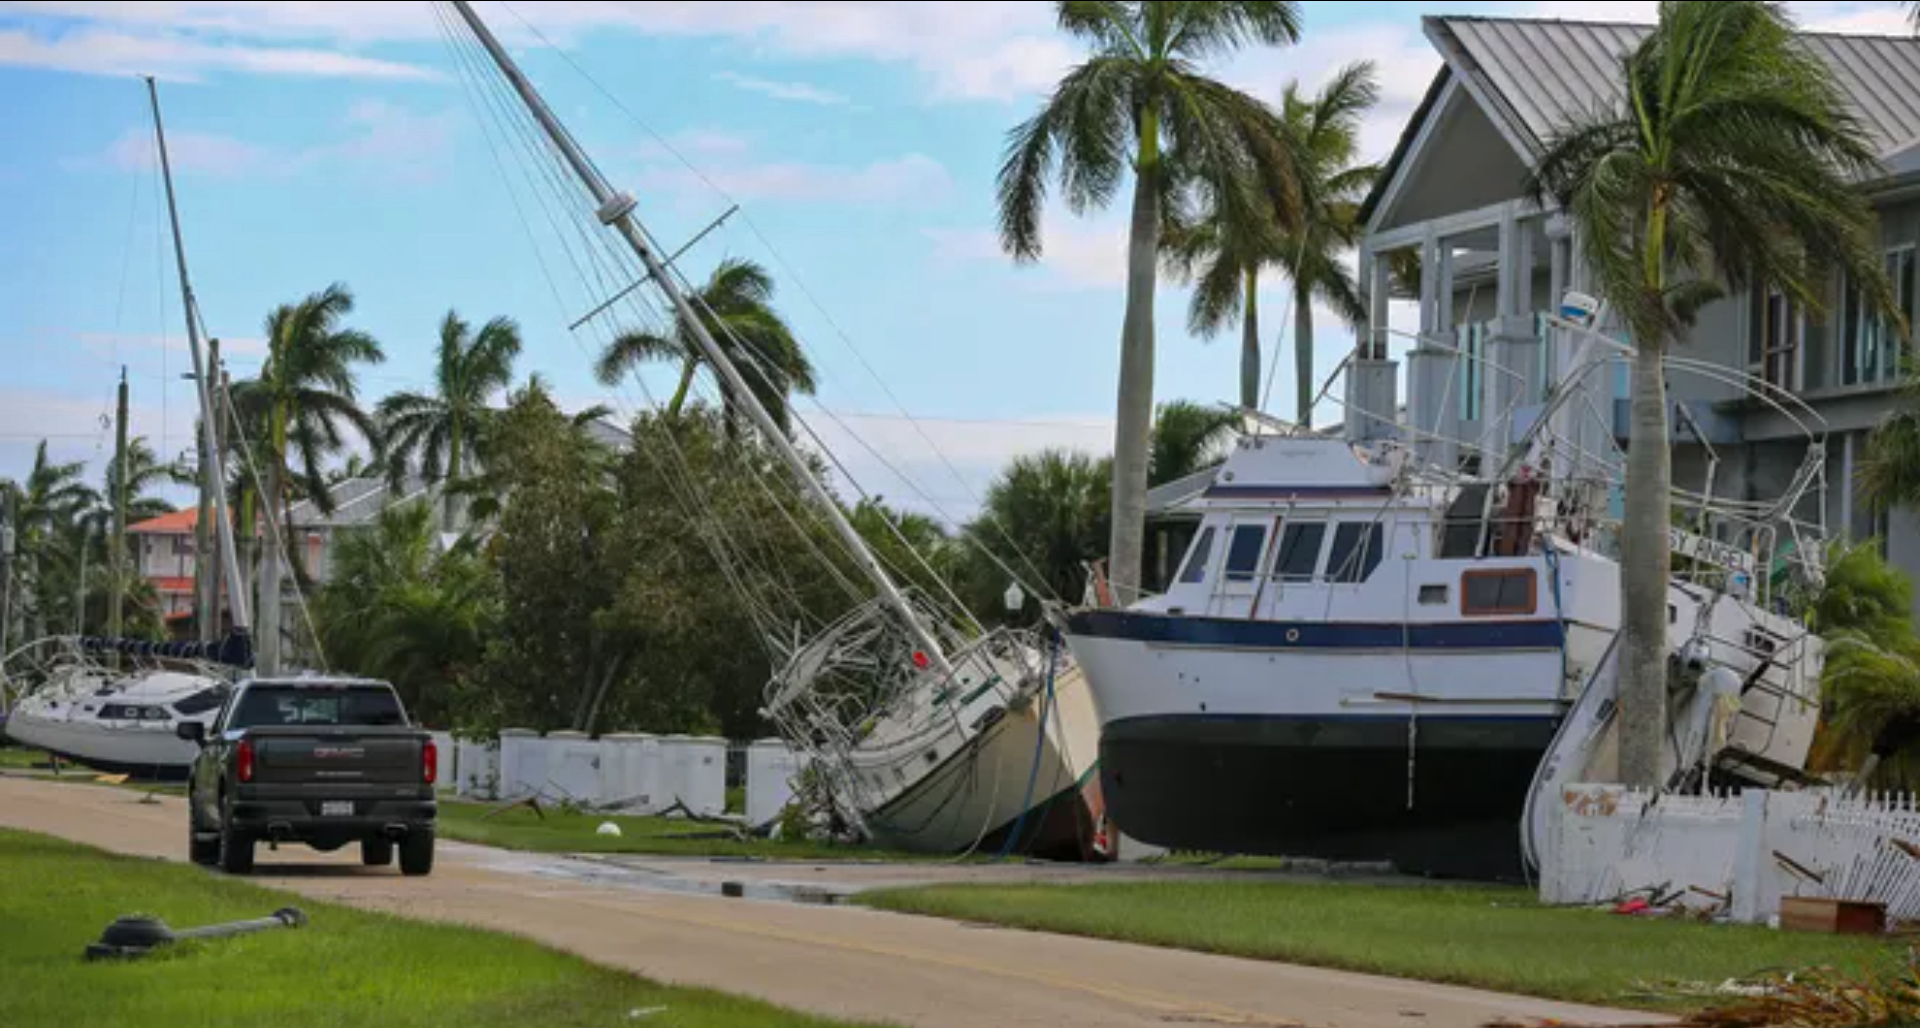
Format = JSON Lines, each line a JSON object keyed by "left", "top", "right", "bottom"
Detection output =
{"left": 438, "top": 3, "right": 1109, "bottom": 859}
{"left": 2, "top": 79, "right": 255, "bottom": 781}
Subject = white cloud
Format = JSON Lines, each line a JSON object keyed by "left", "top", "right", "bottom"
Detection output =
{"left": 95, "top": 98, "right": 455, "bottom": 183}
{"left": 641, "top": 151, "right": 952, "bottom": 205}
{"left": 713, "top": 71, "right": 848, "bottom": 106}
{"left": 636, "top": 128, "right": 756, "bottom": 164}
{"left": 0, "top": 25, "right": 436, "bottom": 81}
{"left": 928, "top": 216, "right": 1129, "bottom": 291}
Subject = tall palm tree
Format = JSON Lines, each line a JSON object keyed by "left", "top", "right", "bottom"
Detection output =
{"left": 966, "top": 450, "right": 1113, "bottom": 607}
{"left": 1167, "top": 62, "right": 1379, "bottom": 423}
{"left": 1150, "top": 400, "right": 1240, "bottom": 486}
{"left": 83, "top": 437, "right": 189, "bottom": 536}
{"left": 1, "top": 442, "right": 97, "bottom": 642}
{"left": 595, "top": 259, "right": 816, "bottom": 436}
{"left": 1527, "top": 1, "right": 1895, "bottom": 787}
{"left": 999, "top": 0, "right": 1303, "bottom": 603}
{"left": 232, "top": 283, "right": 384, "bottom": 671}
{"left": 379, "top": 310, "right": 523, "bottom": 528}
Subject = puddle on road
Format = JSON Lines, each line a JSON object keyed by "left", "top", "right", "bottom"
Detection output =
{"left": 465, "top": 849, "right": 849, "bottom": 907}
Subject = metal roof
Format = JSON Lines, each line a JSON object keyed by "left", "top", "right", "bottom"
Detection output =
{"left": 1427, "top": 16, "right": 1920, "bottom": 159}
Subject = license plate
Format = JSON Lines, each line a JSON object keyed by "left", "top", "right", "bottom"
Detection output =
{"left": 321, "top": 801, "right": 354, "bottom": 817}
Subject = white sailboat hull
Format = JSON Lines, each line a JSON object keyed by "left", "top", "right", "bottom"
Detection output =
{"left": 3, "top": 667, "right": 225, "bottom": 780}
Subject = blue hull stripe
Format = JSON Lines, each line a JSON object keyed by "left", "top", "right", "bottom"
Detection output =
{"left": 1066, "top": 610, "right": 1566, "bottom": 651}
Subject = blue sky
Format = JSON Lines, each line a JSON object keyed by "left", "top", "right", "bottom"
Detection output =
{"left": 0, "top": 0, "right": 1907, "bottom": 520}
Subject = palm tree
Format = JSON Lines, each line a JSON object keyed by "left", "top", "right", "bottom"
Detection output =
{"left": 232, "top": 283, "right": 384, "bottom": 672}
{"left": 1527, "top": 1, "right": 1896, "bottom": 787}
{"left": 83, "top": 437, "right": 189, "bottom": 536}
{"left": 965, "top": 450, "right": 1113, "bottom": 607}
{"left": 999, "top": 0, "right": 1303, "bottom": 603}
{"left": 1, "top": 442, "right": 97, "bottom": 642}
{"left": 379, "top": 311, "right": 523, "bottom": 528}
{"left": 1150, "top": 401, "right": 1240, "bottom": 486}
{"left": 595, "top": 259, "right": 816, "bottom": 435}
{"left": 1167, "top": 63, "right": 1379, "bottom": 423}
{"left": 1818, "top": 632, "right": 1920, "bottom": 789}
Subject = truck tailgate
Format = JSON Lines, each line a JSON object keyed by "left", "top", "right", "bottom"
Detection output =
{"left": 246, "top": 727, "right": 427, "bottom": 786}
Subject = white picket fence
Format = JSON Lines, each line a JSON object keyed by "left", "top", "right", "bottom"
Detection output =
{"left": 431, "top": 730, "right": 800, "bottom": 825}
{"left": 1544, "top": 785, "right": 1920, "bottom": 924}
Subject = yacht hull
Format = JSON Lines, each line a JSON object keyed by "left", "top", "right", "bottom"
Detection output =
{"left": 3, "top": 712, "right": 198, "bottom": 780}
{"left": 1066, "top": 610, "right": 1569, "bottom": 879}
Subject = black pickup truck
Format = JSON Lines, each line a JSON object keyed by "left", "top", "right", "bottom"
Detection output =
{"left": 178, "top": 678, "right": 437, "bottom": 876}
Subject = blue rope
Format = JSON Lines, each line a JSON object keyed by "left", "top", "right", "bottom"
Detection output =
{"left": 996, "top": 632, "right": 1060, "bottom": 860}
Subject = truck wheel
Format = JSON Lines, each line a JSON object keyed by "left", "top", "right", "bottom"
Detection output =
{"left": 361, "top": 838, "right": 394, "bottom": 867}
{"left": 399, "top": 830, "right": 435, "bottom": 877}
{"left": 217, "top": 805, "right": 255, "bottom": 875}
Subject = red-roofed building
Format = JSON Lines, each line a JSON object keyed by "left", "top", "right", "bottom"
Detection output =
{"left": 129, "top": 510, "right": 206, "bottom": 622}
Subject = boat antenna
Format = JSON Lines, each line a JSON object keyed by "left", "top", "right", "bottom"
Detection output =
{"left": 444, "top": 1, "right": 952, "bottom": 675}
{"left": 147, "top": 76, "right": 252, "bottom": 636}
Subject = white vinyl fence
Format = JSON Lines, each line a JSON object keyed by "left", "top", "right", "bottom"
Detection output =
{"left": 1544, "top": 785, "right": 1920, "bottom": 924}
{"left": 447, "top": 729, "right": 798, "bottom": 821}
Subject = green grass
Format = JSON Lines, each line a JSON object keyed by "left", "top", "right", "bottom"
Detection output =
{"left": 437, "top": 801, "right": 929, "bottom": 862}
{"left": 860, "top": 880, "right": 1905, "bottom": 1011}
{"left": 0, "top": 746, "right": 50, "bottom": 771}
{"left": 0, "top": 828, "right": 885, "bottom": 1028}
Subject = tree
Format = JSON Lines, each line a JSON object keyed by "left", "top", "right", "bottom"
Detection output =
{"left": 1819, "top": 632, "right": 1920, "bottom": 789}
{"left": 1150, "top": 401, "right": 1240, "bottom": 487}
{"left": 1, "top": 442, "right": 98, "bottom": 641}
{"left": 595, "top": 259, "right": 816, "bottom": 436}
{"left": 999, "top": 0, "right": 1303, "bottom": 604}
{"left": 83, "top": 437, "right": 189, "bottom": 537}
{"left": 379, "top": 310, "right": 522, "bottom": 529}
{"left": 316, "top": 502, "right": 496, "bottom": 728}
{"left": 1526, "top": 1, "right": 1895, "bottom": 787}
{"left": 232, "top": 284, "right": 384, "bottom": 670}
{"left": 1861, "top": 372, "right": 1920, "bottom": 516}
{"left": 1167, "top": 62, "right": 1378, "bottom": 422}
{"left": 963, "top": 450, "right": 1112, "bottom": 610}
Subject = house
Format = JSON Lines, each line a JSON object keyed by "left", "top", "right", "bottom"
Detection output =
{"left": 127, "top": 509, "right": 201, "bottom": 625}
{"left": 1350, "top": 15, "right": 1920, "bottom": 618}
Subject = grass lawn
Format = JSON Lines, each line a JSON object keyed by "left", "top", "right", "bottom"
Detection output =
{"left": 860, "top": 880, "right": 1906, "bottom": 1011}
{"left": 0, "top": 828, "right": 884, "bottom": 1028}
{"left": 0, "top": 746, "right": 49, "bottom": 770}
{"left": 437, "top": 801, "right": 928, "bottom": 862}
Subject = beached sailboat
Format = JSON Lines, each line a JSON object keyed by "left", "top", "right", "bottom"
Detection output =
{"left": 2, "top": 79, "right": 255, "bottom": 780}
{"left": 437, "top": 2, "right": 1108, "bottom": 859}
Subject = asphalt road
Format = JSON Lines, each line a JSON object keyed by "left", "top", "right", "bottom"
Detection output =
{"left": 0, "top": 776, "right": 1656, "bottom": 1028}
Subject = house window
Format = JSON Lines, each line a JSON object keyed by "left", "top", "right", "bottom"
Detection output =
{"left": 1844, "top": 248, "right": 1914, "bottom": 388}
{"left": 1460, "top": 323, "right": 1485, "bottom": 422}
{"left": 172, "top": 535, "right": 196, "bottom": 556}
{"left": 1752, "top": 288, "right": 1801, "bottom": 393}
{"left": 1462, "top": 569, "right": 1537, "bottom": 617}
{"left": 1326, "top": 523, "right": 1385, "bottom": 585}
{"left": 1273, "top": 523, "right": 1328, "bottom": 583}
{"left": 1177, "top": 528, "right": 1217, "bottom": 586}
{"left": 1223, "top": 525, "right": 1269, "bottom": 585}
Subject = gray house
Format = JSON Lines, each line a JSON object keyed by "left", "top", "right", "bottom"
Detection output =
{"left": 1350, "top": 15, "right": 1920, "bottom": 619}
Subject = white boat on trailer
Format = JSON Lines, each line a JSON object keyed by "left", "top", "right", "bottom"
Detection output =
{"left": 1062, "top": 324, "right": 1830, "bottom": 879}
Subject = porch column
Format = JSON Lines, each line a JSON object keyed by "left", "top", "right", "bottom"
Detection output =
{"left": 1484, "top": 209, "right": 1542, "bottom": 473}
{"left": 1347, "top": 248, "right": 1401, "bottom": 443}
{"left": 1409, "top": 230, "right": 1460, "bottom": 471}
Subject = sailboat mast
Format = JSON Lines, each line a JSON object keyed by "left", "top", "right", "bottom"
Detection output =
{"left": 147, "top": 76, "right": 252, "bottom": 635}
{"left": 446, "top": 1, "right": 953, "bottom": 674}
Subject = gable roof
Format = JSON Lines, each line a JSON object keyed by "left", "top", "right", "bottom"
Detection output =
{"left": 1366, "top": 15, "right": 1920, "bottom": 222}
{"left": 129, "top": 509, "right": 197, "bottom": 535}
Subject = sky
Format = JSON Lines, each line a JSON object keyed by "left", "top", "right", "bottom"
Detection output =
{"left": 0, "top": 0, "right": 1909, "bottom": 523}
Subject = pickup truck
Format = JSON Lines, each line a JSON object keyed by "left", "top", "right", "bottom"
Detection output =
{"left": 178, "top": 678, "right": 437, "bottom": 876}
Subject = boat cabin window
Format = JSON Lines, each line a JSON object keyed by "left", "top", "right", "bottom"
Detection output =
{"left": 1462, "top": 569, "right": 1537, "bottom": 617}
{"left": 173, "top": 689, "right": 226, "bottom": 717}
{"left": 1223, "top": 525, "right": 1269, "bottom": 584}
{"left": 1178, "top": 527, "right": 1218, "bottom": 586}
{"left": 1327, "top": 524, "right": 1385, "bottom": 584}
{"left": 1419, "top": 585, "right": 1450, "bottom": 606}
{"left": 1274, "top": 523, "right": 1328, "bottom": 583}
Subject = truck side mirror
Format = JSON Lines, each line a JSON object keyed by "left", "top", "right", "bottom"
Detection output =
{"left": 175, "top": 722, "right": 206, "bottom": 745}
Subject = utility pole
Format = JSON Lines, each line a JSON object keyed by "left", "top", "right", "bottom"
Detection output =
{"left": 195, "top": 338, "right": 220, "bottom": 642}
{"left": 74, "top": 526, "right": 88, "bottom": 637}
{"left": 108, "top": 367, "right": 129, "bottom": 641}
{"left": 0, "top": 488, "right": 13, "bottom": 657}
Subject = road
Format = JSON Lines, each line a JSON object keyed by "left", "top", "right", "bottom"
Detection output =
{"left": 0, "top": 776, "right": 1655, "bottom": 1028}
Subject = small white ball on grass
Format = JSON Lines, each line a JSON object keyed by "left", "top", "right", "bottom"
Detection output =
{"left": 597, "top": 822, "right": 624, "bottom": 838}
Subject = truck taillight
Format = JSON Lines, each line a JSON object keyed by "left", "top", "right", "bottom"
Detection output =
{"left": 237, "top": 738, "right": 255, "bottom": 783}
{"left": 422, "top": 738, "right": 438, "bottom": 786}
